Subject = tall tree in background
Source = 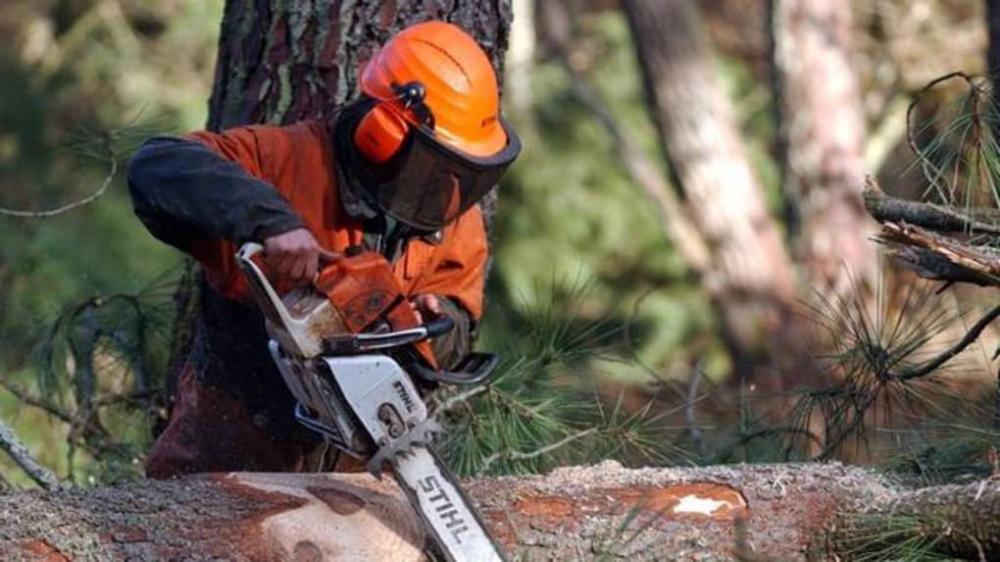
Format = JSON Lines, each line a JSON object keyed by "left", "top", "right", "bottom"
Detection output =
{"left": 989, "top": 0, "right": 1000, "bottom": 105}
{"left": 622, "top": 0, "right": 806, "bottom": 380}
{"left": 770, "top": 0, "right": 875, "bottom": 291}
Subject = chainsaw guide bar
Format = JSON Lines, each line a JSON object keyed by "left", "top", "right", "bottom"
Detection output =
{"left": 237, "top": 243, "right": 507, "bottom": 562}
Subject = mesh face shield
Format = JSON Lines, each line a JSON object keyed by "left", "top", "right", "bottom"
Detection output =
{"left": 340, "top": 95, "right": 521, "bottom": 231}
{"left": 370, "top": 119, "right": 521, "bottom": 230}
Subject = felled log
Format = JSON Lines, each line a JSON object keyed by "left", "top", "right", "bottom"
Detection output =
{"left": 2, "top": 461, "right": 1000, "bottom": 561}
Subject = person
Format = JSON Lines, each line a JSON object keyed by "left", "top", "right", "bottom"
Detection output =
{"left": 127, "top": 21, "right": 521, "bottom": 478}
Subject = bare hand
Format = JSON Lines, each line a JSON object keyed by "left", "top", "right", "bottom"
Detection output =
{"left": 262, "top": 228, "right": 338, "bottom": 284}
{"left": 411, "top": 294, "right": 442, "bottom": 324}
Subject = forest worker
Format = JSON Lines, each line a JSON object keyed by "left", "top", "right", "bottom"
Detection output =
{"left": 127, "top": 21, "right": 521, "bottom": 478}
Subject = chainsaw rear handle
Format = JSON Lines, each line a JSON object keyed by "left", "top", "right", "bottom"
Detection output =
{"left": 237, "top": 242, "right": 456, "bottom": 351}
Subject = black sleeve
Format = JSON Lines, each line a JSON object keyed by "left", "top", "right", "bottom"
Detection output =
{"left": 430, "top": 296, "right": 473, "bottom": 369}
{"left": 127, "top": 136, "right": 305, "bottom": 251}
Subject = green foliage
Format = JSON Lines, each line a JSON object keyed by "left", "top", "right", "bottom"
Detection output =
{"left": 908, "top": 72, "right": 1000, "bottom": 212}
{"left": 788, "top": 270, "right": 975, "bottom": 461}
{"left": 493, "top": 12, "right": 726, "bottom": 385}
{"left": 440, "top": 279, "right": 685, "bottom": 477}
{"left": 0, "top": 0, "right": 219, "bottom": 485}
{"left": 834, "top": 513, "right": 954, "bottom": 562}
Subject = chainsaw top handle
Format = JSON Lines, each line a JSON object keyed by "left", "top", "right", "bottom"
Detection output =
{"left": 237, "top": 242, "right": 456, "bottom": 355}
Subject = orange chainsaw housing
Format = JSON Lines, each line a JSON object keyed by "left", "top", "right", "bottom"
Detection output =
{"left": 314, "top": 250, "right": 438, "bottom": 369}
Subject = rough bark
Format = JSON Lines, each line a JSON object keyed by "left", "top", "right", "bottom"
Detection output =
{"left": 206, "top": 0, "right": 511, "bottom": 129}
{"left": 621, "top": 0, "right": 806, "bottom": 382}
{"left": 770, "top": 0, "right": 876, "bottom": 292}
{"left": 3, "top": 462, "right": 1000, "bottom": 561}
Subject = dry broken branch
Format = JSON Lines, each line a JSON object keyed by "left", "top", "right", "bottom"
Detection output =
{"left": 876, "top": 222, "right": 1000, "bottom": 286}
{"left": 0, "top": 418, "right": 59, "bottom": 490}
{"left": 0, "top": 136, "right": 117, "bottom": 219}
{"left": 864, "top": 178, "right": 1000, "bottom": 235}
{"left": 862, "top": 177, "right": 1000, "bottom": 286}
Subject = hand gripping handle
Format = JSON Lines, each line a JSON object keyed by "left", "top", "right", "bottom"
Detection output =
{"left": 236, "top": 242, "right": 299, "bottom": 335}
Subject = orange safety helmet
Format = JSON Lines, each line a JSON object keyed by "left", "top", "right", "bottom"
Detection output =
{"left": 354, "top": 21, "right": 511, "bottom": 161}
{"left": 344, "top": 20, "right": 521, "bottom": 231}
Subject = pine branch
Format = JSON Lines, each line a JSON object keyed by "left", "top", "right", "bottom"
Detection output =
{"left": 0, "top": 418, "right": 59, "bottom": 490}
{"left": 0, "top": 380, "right": 75, "bottom": 425}
{"left": 896, "top": 303, "right": 1000, "bottom": 381}
{"left": 476, "top": 427, "right": 598, "bottom": 476}
{"left": 0, "top": 134, "right": 117, "bottom": 219}
{"left": 430, "top": 385, "right": 488, "bottom": 416}
{"left": 864, "top": 179, "right": 1000, "bottom": 235}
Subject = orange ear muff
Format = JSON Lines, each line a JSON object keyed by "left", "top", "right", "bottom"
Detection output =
{"left": 353, "top": 103, "right": 409, "bottom": 163}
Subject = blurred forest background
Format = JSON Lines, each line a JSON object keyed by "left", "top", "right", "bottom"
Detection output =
{"left": 2, "top": 0, "right": 1000, "bottom": 493}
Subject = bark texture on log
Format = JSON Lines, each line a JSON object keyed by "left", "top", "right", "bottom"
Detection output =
{"left": 770, "top": 0, "right": 875, "bottom": 291}
{"left": 7, "top": 461, "right": 998, "bottom": 561}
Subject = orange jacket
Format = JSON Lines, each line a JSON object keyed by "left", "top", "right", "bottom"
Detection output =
{"left": 181, "top": 120, "right": 489, "bottom": 320}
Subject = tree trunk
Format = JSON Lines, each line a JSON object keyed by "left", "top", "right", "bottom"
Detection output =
{"left": 770, "top": 0, "right": 876, "bottom": 293}
{"left": 989, "top": 0, "right": 1000, "bottom": 107}
{"left": 206, "top": 0, "right": 511, "bottom": 129}
{"left": 4, "top": 462, "right": 999, "bottom": 561}
{"left": 621, "top": 0, "right": 806, "bottom": 382}
{"left": 505, "top": 0, "right": 535, "bottom": 116}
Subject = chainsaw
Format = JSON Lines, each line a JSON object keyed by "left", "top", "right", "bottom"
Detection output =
{"left": 236, "top": 243, "right": 506, "bottom": 562}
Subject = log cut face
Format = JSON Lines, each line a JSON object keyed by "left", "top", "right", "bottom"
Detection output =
{"left": 1, "top": 462, "right": 903, "bottom": 561}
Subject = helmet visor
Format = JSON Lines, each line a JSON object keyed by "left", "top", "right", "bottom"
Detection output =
{"left": 372, "top": 117, "right": 521, "bottom": 230}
